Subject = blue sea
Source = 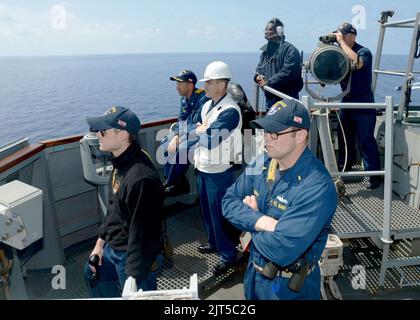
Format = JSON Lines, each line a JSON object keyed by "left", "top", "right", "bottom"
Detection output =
{"left": 0, "top": 52, "right": 419, "bottom": 147}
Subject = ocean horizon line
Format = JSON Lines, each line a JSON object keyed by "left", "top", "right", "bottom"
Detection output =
{"left": 0, "top": 51, "right": 411, "bottom": 59}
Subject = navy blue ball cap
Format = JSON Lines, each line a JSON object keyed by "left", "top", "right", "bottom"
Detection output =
{"left": 250, "top": 99, "right": 310, "bottom": 132}
{"left": 87, "top": 106, "right": 141, "bottom": 135}
{"left": 336, "top": 22, "right": 357, "bottom": 35}
{"left": 170, "top": 70, "right": 197, "bottom": 85}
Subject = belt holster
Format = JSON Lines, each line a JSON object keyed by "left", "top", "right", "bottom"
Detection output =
{"left": 288, "top": 262, "right": 310, "bottom": 292}
{"left": 261, "top": 261, "right": 279, "bottom": 279}
{"left": 257, "top": 259, "right": 311, "bottom": 293}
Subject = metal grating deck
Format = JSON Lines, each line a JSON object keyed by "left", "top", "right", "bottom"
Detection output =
{"left": 158, "top": 240, "right": 237, "bottom": 297}
{"left": 27, "top": 203, "right": 239, "bottom": 299}
{"left": 337, "top": 238, "right": 420, "bottom": 297}
{"left": 331, "top": 177, "right": 420, "bottom": 239}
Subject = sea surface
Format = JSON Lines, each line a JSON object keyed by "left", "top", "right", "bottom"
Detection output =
{"left": 0, "top": 52, "right": 419, "bottom": 147}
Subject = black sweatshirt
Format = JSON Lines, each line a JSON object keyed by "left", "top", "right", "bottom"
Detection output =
{"left": 98, "top": 141, "right": 164, "bottom": 283}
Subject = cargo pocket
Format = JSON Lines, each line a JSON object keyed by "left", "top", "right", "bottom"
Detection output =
{"left": 150, "top": 259, "right": 160, "bottom": 272}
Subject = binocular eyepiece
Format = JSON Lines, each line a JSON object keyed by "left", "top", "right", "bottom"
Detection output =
{"left": 88, "top": 254, "right": 100, "bottom": 282}
{"left": 319, "top": 34, "right": 337, "bottom": 43}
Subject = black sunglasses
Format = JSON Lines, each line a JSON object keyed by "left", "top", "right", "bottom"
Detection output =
{"left": 90, "top": 128, "right": 121, "bottom": 136}
{"left": 89, "top": 129, "right": 106, "bottom": 136}
{"left": 264, "top": 128, "right": 301, "bottom": 140}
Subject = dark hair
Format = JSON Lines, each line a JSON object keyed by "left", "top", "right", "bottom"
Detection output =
{"left": 269, "top": 18, "right": 284, "bottom": 28}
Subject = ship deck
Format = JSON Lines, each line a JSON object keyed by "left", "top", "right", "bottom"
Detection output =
{"left": 332, "top": 176, "right": 420, "bottom": 240}
{"left": 23, "top": 180, "right": 420, "bottom": 300}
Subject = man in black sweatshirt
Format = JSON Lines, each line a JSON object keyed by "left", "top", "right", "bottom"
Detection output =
{"left": 84, "top": 106, "right": 164, "bottom": 297}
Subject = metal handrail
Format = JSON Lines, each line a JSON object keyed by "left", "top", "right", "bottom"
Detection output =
{"left": 262, "top": 85, "right": 298, "bottom": 102}
{"left": 383, "top": 18, "right": 417, "bottom": 28}
{"left": 373, "top": 12, "right": 420, "bottom": 121}
{"left": 373, "top": 70, "right": 414, "bottom": 78}
{"left": 254, "top": 82, "right": 395, "bottom": 246}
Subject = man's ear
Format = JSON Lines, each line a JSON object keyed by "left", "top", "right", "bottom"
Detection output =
{"left": 119, "top": 129, "right": 130, "bottom": 141}
{"left": 188, "top": 82, "right": 195, "bottom": 90}
{"left": 297, "top": 129, "right": 308, "bottom": 143}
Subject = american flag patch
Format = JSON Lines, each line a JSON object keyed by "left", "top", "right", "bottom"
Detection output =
{"left": 117, "top": 120, "right": 127, "bottom": 127}
{"left": 293, "top": 116, "right": 302, "bottom": 124}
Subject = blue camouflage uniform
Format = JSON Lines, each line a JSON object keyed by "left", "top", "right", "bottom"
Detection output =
{"left": 171, "top": 88, "right": 208, "bottom": 135}
{"left": 163, "top": 88, "right": 209, "bottom": 185}
{"left": 337, "top": 42, "right": 381, "bottom": 178}
{"left": 222, "top": 149, "right": 337, "bottom": 300}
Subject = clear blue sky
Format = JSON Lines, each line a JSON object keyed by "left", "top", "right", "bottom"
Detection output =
{"left": 0, "top": 0, "right": 418, "bottom": 56}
